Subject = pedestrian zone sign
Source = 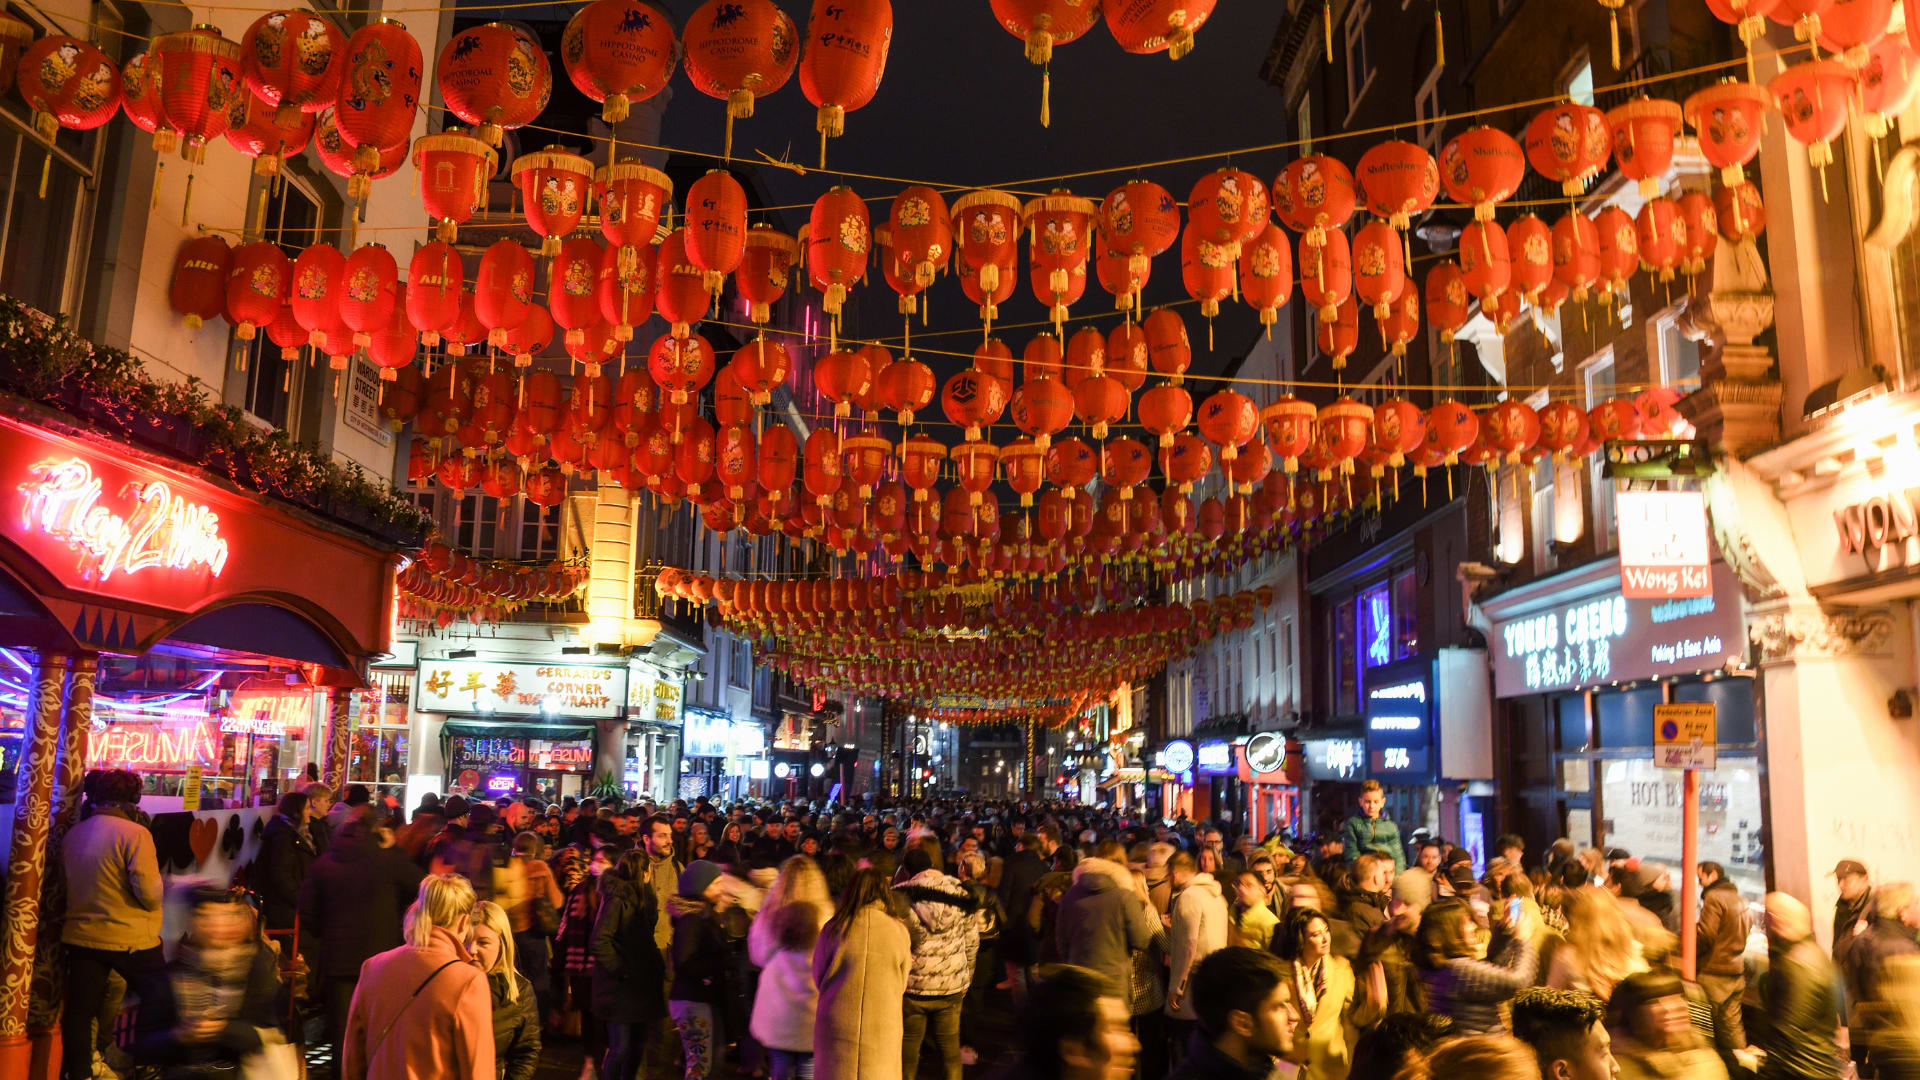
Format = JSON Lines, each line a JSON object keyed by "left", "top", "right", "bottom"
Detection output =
{"left": 1653, "top": 702, "right": 1716, "bottom": 770}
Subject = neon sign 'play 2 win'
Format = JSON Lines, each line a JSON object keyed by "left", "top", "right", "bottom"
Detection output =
{"left": 20, "top": 457, "right": 229, "bottom": 581}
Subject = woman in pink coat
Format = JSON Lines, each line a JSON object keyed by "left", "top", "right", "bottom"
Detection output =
{"left": 343, "top": 873, "right": 496, "bottom": 1080}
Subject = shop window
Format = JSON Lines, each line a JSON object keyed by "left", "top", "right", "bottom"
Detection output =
{"left": 1654, "top": 307, "right": 1702, "bottom": 393}
{"left": 1333, "top": 598, "right": 1357, "bottom": 715}
{"left": 1595, "top": 684, "right": 1663, "bottom": 748}
{"left": 1673, "top": 677, "right": 1757, "bottom": 745}
{"left": 730, "top": 634, "right": 751, "bottom": 689}
{"left": 452, "top": 493, "right": 501, "bottom": 556}
{"left": 1556, "top": 694, "right": 1591, "bottom": 751}
{"left": 520, "top": 499, "right": 562, "bottom": 561}
{"left": 1358, "top": 581, "right": 1393, "bottom": 671}
{"left": 239, "top": 175, "right": 325, "bottom": 433}
{"left": 1343, "top": 0, "right": 1374, "bottom": 118}
{"left": 1281, "top": 616, "right": 1295, "bottom": 702}
{"left": 1563, "top": 54, "right": 1596, "bottom": 107}
{"left": 1392, "top": 568, "right": 1418, "bottom": 660}
{"left": 1532, "top": 454, "right": 1558, "bottom": 576}
{"left": 1296, "top": 93, "right": 1313, "bottom": 156}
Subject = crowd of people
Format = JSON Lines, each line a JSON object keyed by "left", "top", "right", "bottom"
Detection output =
{"left": 48, "top": 768, "right": 1920, "bottom": 1080}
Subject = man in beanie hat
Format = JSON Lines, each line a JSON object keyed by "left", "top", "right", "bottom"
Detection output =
{"left": 667, "top": 859, "right": 734, "bottom": 1080}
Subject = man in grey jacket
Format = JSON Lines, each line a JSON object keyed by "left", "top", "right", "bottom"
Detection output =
{"left": 1058, "top": 851, "right": 1160, "bottom": 1000}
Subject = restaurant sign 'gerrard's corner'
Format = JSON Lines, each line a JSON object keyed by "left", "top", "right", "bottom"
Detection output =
{"left": 415, "top": 659, "right": 629, "bottom": 720}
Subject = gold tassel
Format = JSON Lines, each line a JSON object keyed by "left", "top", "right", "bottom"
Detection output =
{"left": 150, "top": 161, "right": 163, "bottom": 211}
{"left": 1324, "top": 0, "right": 1334, "bottom": 63}
{"left": 1434, "top": 5, "right": 1445, "bottom": 67}
{"left": 254, "top": 186, "right": 269, "bottom": 237}
{"left": 1609, "top": 9, "right": 1621, "bottom": 69}
{"left": 182, "top": 170, "right": 194, "bottom": 228}
{"left": 1040, "top": 69, "right": 1051, "bottom": 128}
{"left": 37, "top": 150, "right": 49, "bottom": 200}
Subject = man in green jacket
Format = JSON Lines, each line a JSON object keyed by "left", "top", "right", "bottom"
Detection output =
{"left": 1340, "top": 781, "right": 1406, "bottom": 874}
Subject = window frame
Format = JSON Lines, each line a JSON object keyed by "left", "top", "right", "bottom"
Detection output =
{"left": 1580, "top": 348, "right": 1619, "bottom": 551}
{"left": 235, "top": 171, "right": 328, "bottom": 434}
{"left": 1343, "top": 0, "right": 1376, "bottom": 120}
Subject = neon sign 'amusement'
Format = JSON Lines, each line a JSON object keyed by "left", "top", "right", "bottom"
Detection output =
{"left": 19, "top": 457, "right": 229, "bottom": 581}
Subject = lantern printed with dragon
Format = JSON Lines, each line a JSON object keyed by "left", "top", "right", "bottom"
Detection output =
{"left": 335, "top": 20, "right": 421, "bottom": 176}
{"left": 437, "top": 22, "right": 551, "bottom": 147}
{"left": 153, "top": 27, "right": 244, "bottom": 163}
{"left": 562, "top": 0, "right": 676, "bottom": 124}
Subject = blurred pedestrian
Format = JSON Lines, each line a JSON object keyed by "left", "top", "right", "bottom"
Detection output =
{"left": 984, "top": 963, "right": 1138, "bottom": 1080}
{"left": 1409, "top": 1036, "right": 1541, "bottom": 1080}
{"left": 301, "top": 806, "right": 426, "bottom": 1058}
{"left": 130, "top": 886, "right": 286, "bottom": 1076}
{"left": 1694, "top": 861, "right": 1751, "bottom": 1056}
{"left": 1606, "top": 971, "right": 1728, "bottom": 1080}
{"left": 1512, "top": 987, "right": 1613, "bottom": 1080}
{"left": 1835, "top": 859, "right": 1875, "bottom": 966}
{"left": 1756, "top": 892, "right": 1841, "bottom": 1080}
{"left": 1416, "top": 897, "right": 1538, "bottom": 1035}
{"left": 1166, "top": 850, "right": 1231, "bottom": 1058}
{"left": 750, "top": 901, "right": 822, "bottom": 1080}
{"left": 471, "top": 901, "right": 541, "bottom": 1080}
{"left": 667, "top": 860, "right": 736, "bottom": 1080}
{"left": 590, "top": 848, "right": 666, "bottom": 1080}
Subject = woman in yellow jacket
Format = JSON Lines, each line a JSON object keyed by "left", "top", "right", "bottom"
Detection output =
{"left": 1273, "top": 908, "right": 1385, "bottom": 1080}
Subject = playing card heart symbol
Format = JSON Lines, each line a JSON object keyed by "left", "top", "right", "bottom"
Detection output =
{"left": 188, "top": 817, "right": 218, "bottom": 867}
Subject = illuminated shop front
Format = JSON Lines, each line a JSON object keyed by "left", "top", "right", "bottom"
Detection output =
{"left": 417, "top": 657, "right": 628, "bottom": 800}
{"left": 1482, "top": 556, "right": 1762, "bottom": 903}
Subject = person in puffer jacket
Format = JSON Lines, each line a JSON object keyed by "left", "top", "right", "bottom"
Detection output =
{"left": 1164, "top": 850, "right": 1230, "bottom": 1056}
{"left": 892, "top": 841, "right": 980, "bottom": 1080}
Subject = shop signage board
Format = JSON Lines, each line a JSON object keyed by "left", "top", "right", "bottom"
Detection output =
{"left": 1159, "top": 740, "right": 1195, "bottom": 773}
{"left": 1654, "top": 702, "right": 1718, "bottom": 770}
{"left": 683, "top": 707, "right": 733, "bottom": 758}
{"left": 416, "top": 660, "right": 627, "bottom": 719}
{"left": 1195, "top": 738, "right": 1234, "bottom": 773}
{"left": 182, "top": 764, "right": 202, "bottom": 810}
{"left": 626, "top": 663, "right": 685, "bottom": 727}
{"left": 1302, "top": 737, "right": 1366, "bottom": 781}
{"left": 1486, "top": 561, "right": 1746, "bottom": 698}
{"left": 1246, "top": 731, "right": 1288, "bottom": 774}
{"left": 1363, "top": 657, "right": 1437, "bottom": 784}
{"left": 1615, "top": 491, "right": 1713, "bottom": 598}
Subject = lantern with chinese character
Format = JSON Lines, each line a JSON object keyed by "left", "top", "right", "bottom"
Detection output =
{"left": 1605, "top": 97, "right": 1683, "bottom": 196}
{"left": 1438, "top": 125, "right": 1526, "bottom": 221}
{"left": 412, "top": 130, "right": 494, "bottom": 243}
{"left": 152, "top": 27, "right": 244, "bottom": 164}
{"left": 170, "top": 235, "right": 231, "bottom": 330}
{"left": 224, "top": 90, "right": 313, "bottom": 180}
{"left": 1684, "top": 80, "right": 1770, "bottom": 185}
{"left": 731, "top": 337, "right": 792, "bottom": 405}
{"left": 737, "top": 226, "right": 797, "bottom": 324}
{"left": 340, "top": 243, "right": 398, "bottom": 347}
{"left": 1593, "top": 207, "right": 1639, "bottom": 298}
{"left": 1356, "top": 138, "right": 1440, "bottom": 241}
{"left": 437, "top": 22, "right": 549, "bottom": 148}
{"left": 1459, "top": 221, "right": 1512, "bottom": 302}
{"left": 799, "top": 0, "right": 893, "bottom": 162}
{"left": 1635, "top": 197, "right": 1683, "bottom": 282}
{"left": 1485, "top": 399, "right": 1541, "bottom": 463}
{"left": 656, "top": 229, "right": 714, "bottom": 338}
{"left": 1352, "top": 220, "right": 1405, "bottom": 321}
{"left": 682, "top": 0, "right": 799, "bottom": 157}
{"left": 1381, "top": 290, "right": 1421, "bottom": 357}
{"left": 290, "top": 243, "right": 345, "bottom": 345}
{"left": 1674, "top": 191, "right": 1719, "bottom": 275}
{"left": 334, "top": 20, "right": 421, "bottom": 176}
{"left": 808, "top": 186, "right": 869, "bottom": 325}
{"left": 1181, "top": 221, "right": 1235, "bottom": 320}
{"left": 878, "top": 357, "right": 935, "bottom": 426}
{"left": 1537, "top": 401, "right": 1590, "bottom": 461}
{"left": 1524, "top": 103, "right": 1611, "bottom": 196}
{"left": 803, "top": 428, "right": 842, "bottom": 506}
{"left": 475, "top": 238, "right": 534, "bottom": 348}
{"left": 683, "top": 169, "right": 749, "bottom": 292}
{"left": 1197, "top": 389, "right": 1258, "bottom": 464}
{"left": 562, "top": 0, "right": 675, "bottom": 124}
{"left": 1273, "top": 154, "right": 1357, "bottom": 247}
{"left": 1373, "top": 399, "right": 1426, "bottom": 469}
{"left": 226, "top": 241, "right": 289, "bottom": 340}
{"left": 1506, "top": 215, "right": 1553, "bottom": 302}
{"left": 597, "top": 238, "right": 654, "bottom": 341}
{"left": 1588, "top": 397, "right": 1641, "bottom": 443}
{"left": 1859, "top": 35, "right": 1919, "bottom": 140}
{"left": 1106, "top": 0, "right": 1215, "bottom": 58}
{"left": 989, "top": 0, "right": 1101, "bottom": 124}
{"left": 1551, "top": 211, "right": 1602, "bottom": 301}
{"left": 1298, "top": 226, "right": 1353, "bottom": 324}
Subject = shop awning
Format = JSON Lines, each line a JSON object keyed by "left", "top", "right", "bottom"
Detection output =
{"left": 442, "top": 719, "right": 596, "bottom": 740}
{"left": 1099, "top": 768, "right": 1147, "bottom": 788}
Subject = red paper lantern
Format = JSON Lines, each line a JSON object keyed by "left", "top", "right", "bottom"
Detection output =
{"left": 223, "top": 91, "right": 313, "bottom": 177}
{"left": 152, "top": 27, "right": 244, "bottom": 164}
{"left": 241, "top": 11, "right": 343, "bottom": 126}
{"left": 885, "top": 187, "right": 951, "bottom": 294}
{"left": 1770, "top": 58, "right": 1855, "bottom": 171}
{"left": 682, "top": 0, "right": 798, "bottom": 155}
{"left": 1273, "top": 154, "right": 1357, "bottom": 246}
{"left": 1316, "top": 294, "right": 1360, "bottom": 368}
{"left": 1000, "top": 439, "right": 1044, "bottom": 506}
{"left": 1425, "top": 401, "right": 1479, "bottom": 465}
{"left": 1026, "top": 191, "right": 1097, "bottom": 327}
{"left": 1381, "top": 290, "right": 1421, "bottom": 357}
{"left": 1197, "top": 389, "right": 1258, "bottom": 463}
{"left": 1552, "top": 212, "right": 1603, "bottom": 301}
{"left": 1260, "top": 396, "right": 1317, "bottom": 473}
{"left": 1316, "top": 398, "right": 1372, "bottom": 478}
{"left": 339, "top": 243, "right": 398, "bottom": 347}
{"left": 1106, "top": 0, "right": 1215, "bottom": 57}
{"left": 1605, "top": 97, "right": 1683, "bottom": 197}
{"left": 735, "top": 226, "right": 797, "bottom": 325}
{"left": 502, "top": 302, "right": 553, "bottom": 368}
{"left": 1298, "top": 226, "right": 1353, "bottom": 323}
{"left": 1073, "top": 375, "right": 1129, "bottom": 439}
{"left": 953, "top": 189, "right": 1022, "bottom": 313}
{"left": 121, "top": 53, "right": 172, "bottom": 153}
{"left": 19, "top": 36, "right": 121, "bottom": 148}
{"left": 475, "top": 238, "right": 534, "bottom": 348}
{"left": 1588, "top": 398, "right": 1642, "bottom": 443}
{"left": 512, "top": 148, "right": 593, "bottom": 257}
{"left": 1045, "top": 437, "right": 1096, "bottom": 492}
{"left": 900, "top": 435, "right": 944, "bottom": 500}
{"left": 1099, "top": 179, "right": 1179, "bottom": 297}
{"left": 595, "top": 161, "right": 671, "bottom": 253}
{"left": 1012, "top": 377, "right": 1074, "bottom": 450}
{"left": 758, "top": 424, "right": 799, "bottom": 493}
{"left": 1425, "top": 262, "right": 1470, "bottom": 343}
{"left": 1439, "top": 125, "right": 1525, "bottom": 221}
{"left": 1485, "top": 400, "right": 1542, "bottom": 463}
{"left": 1859, "top": 35, "right": 1920, "bottom": 138}
{"left": 1537, "top": 401, "right": 1590, "bottom": 460}
{"left": 313, "top": 105, "right": 405, "bottom": 200}
{"left": 941, "top": 368, "right": 1009, "bottom": 441}
{"left": 1770, "top": 0, "right": 1837, "bottom": 41}
{"left": 1507, "top": 215, "right": 1553, "bottom": 302}
{"left": 1189, "top": 167, "right": 1269, "bottom": 251}
{"left": 1022, "top": 333, "right": 1064, "bottom": 384}
{"left": 1373, "top": 399, "right": 1426, "bottom": 468}
{"left": 334, "top": 20, "right": 421, "bottom": 176}
{"left": 1459, "top": 221, "right": 1512, "bottom": 302}
{"left": 649, "top": 333, "right": 716, "bottom": 405}
{"left": 549, "top": 236, "right": 605, "bottom": 353}
{"left": 813, "top": 349, "right": 872, "bottom": 418}
{"left": 1523, "top": 104, "right": 1611, "bottom": 197}
{"left": 799, "top": 0, "right": 892, "bottom": 154}
{"left": 1684, "top": 80, "right": 1770, "bottom": 185}
{"left": 675, "top": 416, "right": 717, "bottom": 498}
{"left": 1636, "top": 197, "right": 1684, "bottom": 282}
{"left": 437, "top": 22, "right": 549, "bottom": 147}
{"left": 1106, "top": 323, "right": 1148, "bottom": 392}
{"left": 989, "top": 0, "right": 1100, "bottom": 123}
{"left": 1094, "top": 232, "right": 1148, "bottom": 312}
{"left": 170, "top": 235, "right": 231, "bottom": 330}
{"left": 413, "top": 131, "right": 494, "bottom": 243}
{"left": 656, "top": 228, "right": 714, "bottom": 337}
{"left": 1672, "top": 191, "right": 1720, "bottom": 275}
{"left": 877, "top": 357, "right": 935, "bottom": 426}
{"left": 1356, "top": 139, "right": 1440, "bottom": 227}
{"left": 596, "top": 238, "right": 655, "bottom": 341}
{"left": 1139, "top": 384, "right": 1193, "bottom": 449}
{"left": 808, "top": 186, "right": 870, "bottom": 320}
{"left": 562, "top": 0, "right": 676, "bottom": 123}
{"left": 1716, "top": 181, "right": 1767, "bottom": 242}
{"left": 1180, "top": 221, "right": 1235, "bottom": 319}
{"left": 1594, "top": 207, "right": 1639, "bottom": 297}
{"left": 803, "top": 428, "right": 843, "bottom": 506}
{"left": 368, "top": 282, "right": 418, "bottom": 379}
{"left": 290, "top": 243, "right": 346, "bottom": 345}
{"left": 731, "top": 337, "right": 793, "bottom": 405}
{"left": 1352, "top": 220, "right": 1406, "bottom": 321}
{"left": 226, "top": 242, "right": 290, "bottom": 340}
{"left": 713, "top": 424, "right": 757, "bottom": 501}
{"left": 685, "top": 168, "right": 749, "bottom": 287}
{"left": 1144, "top": 307, "right": 1191, "bottom": 380}
{"left": 0, "top": 14, "right": 34, "bottom": 96}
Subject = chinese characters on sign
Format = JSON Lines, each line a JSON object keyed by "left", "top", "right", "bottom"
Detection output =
{"left": 20, "top": 456, "right": 230, "bottom": 581}
{"left": 1615, "top": 490, "right": 1712, "bottom": 598}
{"left": 416, "top": 660, "right": 628, "bottom": 720}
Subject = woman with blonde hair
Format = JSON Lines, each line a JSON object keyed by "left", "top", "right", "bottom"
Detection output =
{"left": 1545, "top": 886, "right": 1645, "bottom": 1001}
{"left": 1395, "top": 1034, "right": 1539, "bottom": 1080}
{"left": 471, "top": 901, "right": 540, "bottom": 1080}
{"left": 343, "top": 873, "right": 494, "bottom": 1080}
{"left": 751, "top": 855, "right": 833, "bottom": 965}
